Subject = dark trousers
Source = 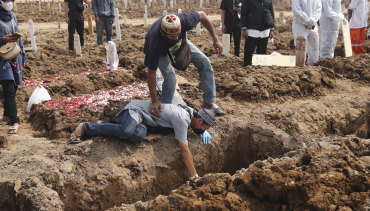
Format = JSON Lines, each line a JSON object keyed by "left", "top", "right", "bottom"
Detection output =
{"left": 243, "top": 36, "right": 268, "bottom": 66}
{"left": 68, "top": 19, "right": 84, "bottom": 50}
{"left": 225, "top": 26, "right": 242, "bottom": 56}
{"left": 1, "top": 80, "right": 19, "bottom": 125}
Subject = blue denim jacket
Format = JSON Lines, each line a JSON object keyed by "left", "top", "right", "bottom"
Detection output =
{"left": 0, "top": 12, "right": 27, "bottom": 86}
{"left": 92, "top": 0, "right": 115, "bottom": 17}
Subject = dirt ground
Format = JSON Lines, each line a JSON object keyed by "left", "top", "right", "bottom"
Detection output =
{"left": 0, "top": 1, "right": 369, "bottom": 211}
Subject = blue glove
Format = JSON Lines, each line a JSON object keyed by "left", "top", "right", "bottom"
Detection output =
{"left": 199, "top": 130, "right": 211, "bottom": 145}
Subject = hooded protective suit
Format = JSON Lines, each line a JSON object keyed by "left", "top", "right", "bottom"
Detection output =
{"left": 319, "top": 0, "right": 344, "bottom": 58}
{"left": 292, "top": 0, "right": 322, "bottom": 65}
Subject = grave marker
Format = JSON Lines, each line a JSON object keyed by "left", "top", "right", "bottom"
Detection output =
{"left": 279, "top": 12, "right": 285, "bottom": 25}
{"left": 196, "top": 23, "right": 201, "bottom": 35}
{"left": 144, "top": 14, "right": 148, "bottom": 28}
{"left": 178, "top": 8, "right": 182, "bottom": 13}
{"left": 170, "top": 0, "right": 173, "bottom": 8}
{"left": 341, "top": 19, "right": 352, "bottom": 57}
{"left": 221, "top": 34, "right": 230, "bottom": 56}
{"left": 200, "top": 0, "right": 203, "bottom": 8}
{"left": 58, "top": 2, "right": 61, "bottom": 12}
{"left": 163, "top": 10, "right": 167, "bottom": 15}
{"left": 87, "top": 11, "right": 94, "bottom": 34}
{"left": 252, "top": 55, "right": 296, "bottom": 67}
{"left": 124, "top": 15, "right": 127, "bottom": 25}
{"left": 74, "top": 34, "right": 82, "bottom": 56}
{"left": 295, "top": 36, "right": 306, "bottom": 67}
{"left": 123, "top": 0, "right": 127, "bottom": 8}
{"left": 145, "top": 4, "right": 147, "bottom": 13}
{"left": 28, "top": 20, "right": 37, "bottom": 52}
{"left": 115, "top": 8, "right": 121, "bottom": 40}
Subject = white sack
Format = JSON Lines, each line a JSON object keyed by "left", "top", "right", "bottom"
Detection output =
{"left": 27, "top": 86, "right": 51, "bottom": 113}
{"left": 105, "top": 41, "right": 119, "bottom": 71}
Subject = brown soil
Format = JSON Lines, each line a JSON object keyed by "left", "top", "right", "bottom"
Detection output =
{"left": 0, "top": 2, "right": 369, "bottom": 211}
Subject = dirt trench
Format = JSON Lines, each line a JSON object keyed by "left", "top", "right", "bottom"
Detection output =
{"left": 0, "top": 82, "right": 369, "bottom": 211}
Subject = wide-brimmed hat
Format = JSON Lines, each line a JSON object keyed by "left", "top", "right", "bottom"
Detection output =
{"left": 161, "top": 14, "right": 181, "bottom": 35}
{"left": 198, "top": 108, "right": 215, "bottom": 126}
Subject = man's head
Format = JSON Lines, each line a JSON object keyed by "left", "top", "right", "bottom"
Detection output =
{"left": 190, "top": 108, "right": 215, "bottom": 131}
{"left": 160, "top": 14, "right": 181, "bottom": 40}
{"left": 0, "top": 0, "right": 14, "bottom": 11}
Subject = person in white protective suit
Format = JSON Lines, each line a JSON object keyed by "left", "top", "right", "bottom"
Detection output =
{"left": 292, "top": 0, "right": 322, "bottom": 65}
{"left": 319, "top": 0, "right": 345, "bottom": 58}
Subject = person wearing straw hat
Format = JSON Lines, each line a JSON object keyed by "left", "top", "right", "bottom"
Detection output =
{"left": 0, "top": 0, "right": 27, "bottom": 134}
{"left": 144, "top": 12, "right": 225, "bottom": 117}
{"left": 69, "top": 99, "right": 216, "bottom": 180}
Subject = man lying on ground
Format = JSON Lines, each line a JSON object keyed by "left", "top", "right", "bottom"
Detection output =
{"left": 69, "top": 99, "right": 215, "bottom": 179}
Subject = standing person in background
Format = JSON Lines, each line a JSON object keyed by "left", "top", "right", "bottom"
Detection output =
{"left": 348, "top": 0, "right": 368, "bottom": 54}
{"left": 220, "top": 0, "right": 242, "bottom": 56}
{"left": 319, "top": 0, "right": 345, "bottom": 58}
{"left": 0, "top": 0, "right": 27, "bottom": 134}
{"left": 292, "top": 0, "right": 321, "bottom": 65}
{"left": 64, "top": 0, "right": 88, "bottom": 51}
{"left": 92, "top": 0, "right": 115, "bottom": 45}
{"left": 241, "top": 0, "right": 275, "bottom": 66}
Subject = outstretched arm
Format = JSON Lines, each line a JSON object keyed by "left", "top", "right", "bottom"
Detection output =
{"left": 147, "top": 69, "right": 163, "bottom": 117}
{"left": 198, "top": 11, "right": 223, "bottom": 55}
{"left": 178, "top": 141, "right": 197, "bottom": 178}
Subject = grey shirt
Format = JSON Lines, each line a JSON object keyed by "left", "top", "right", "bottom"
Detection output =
{"left": 123, "top": 100, "right": 193, "bottom": 145}
{"left": 92, "top": 0, "right": 115, "bottom": 17}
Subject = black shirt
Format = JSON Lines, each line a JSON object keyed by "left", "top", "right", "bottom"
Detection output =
{"left": 220, "top": 0, "right": 241, "bottom": 29}
{"left": 65, "top": 0, "right": 84, "bottom": 21}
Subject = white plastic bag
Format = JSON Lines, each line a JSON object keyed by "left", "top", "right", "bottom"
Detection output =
{"left": 105, "top": 41, "right": 119, "bottom": 71}
{"left": 26, "top": 86, "right": 51, "bottom": 113}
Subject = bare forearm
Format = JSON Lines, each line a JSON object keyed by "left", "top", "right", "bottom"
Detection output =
{"left": 347, "top": 9, "right": 352, "bottom": 21}
{"left": 64, "top": 2, "right": 69, "bottom": 17}
{"left": 221, "top": 10, "right": 225, "bottom": 25}
{"left": 199, "top": 11, "right": 219, "bottom": 41}
{"left": 179, "top": 142, "right": 197, "bottom": 177}
{"left": 147, "top": 69, "right": 159, "bottom": 103}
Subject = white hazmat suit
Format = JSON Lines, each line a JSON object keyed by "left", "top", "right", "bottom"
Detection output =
{"left": 319, "top": 0, "right": 344, "bottom": 58}
{"left": 292, "top": 0, "right": 322, "bottom": 65}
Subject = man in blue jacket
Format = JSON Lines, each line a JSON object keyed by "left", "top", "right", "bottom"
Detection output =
{"left": 92, "top": 0, "right": 115, "bottom": 45}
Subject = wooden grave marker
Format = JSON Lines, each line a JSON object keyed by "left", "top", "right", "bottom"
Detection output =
{"left": 144, "top": 14, "right": 148, "bottom": 28}
{"left": 115, "top": 8, "right": 121, "bottom": 40}
{"left": 252, "top": 54, "right": 296, "bottom": 67}
{"left": 170, "top": 0, "right": 173, "bottom": 8}
{"left": 341, "top": 19, "right": 352, "bottom": 57}
{"left": 124, "top": 15, "right": 127, "bottom": 25}
{"left": 28, "top": 20, "right": 37, "bottom": 52}
{"left": 144, "top": 4, "right": 147, "bottom": 13}
{"left": 74, "top": 33, "right": 82, "bottom": 56}
{"left": 295, "top": 36, "right": 306, "bottom": 67}
{"left": 87, "top": 11, "right": 94, "bottom": 34}
{"left": 196, "top": 23, "right": 201, "bottom": 35}
{"left": 221, "top": 34, "right": 230, "bottom": 56}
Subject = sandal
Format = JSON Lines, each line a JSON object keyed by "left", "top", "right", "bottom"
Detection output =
{"left": 201, "top": 103, "right": 225, "bottom": 116}
{"left": 8, "top": 124, "right": 20, "bottom": 134}
{"left": 69, "top": 131, "right": 82, "bottom": 144}
{"left": 69, "top": 123, "right": 84, "bottom": 144}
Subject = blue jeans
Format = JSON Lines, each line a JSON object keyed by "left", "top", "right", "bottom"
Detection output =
{"left": 158, "top": 40, "right": 216, "bottom": 104}
{"left": 96, "top": 16, "right": 113, "bottom": 45}
{"left": 82, "top": 110, "right": 147, "bottom": 143}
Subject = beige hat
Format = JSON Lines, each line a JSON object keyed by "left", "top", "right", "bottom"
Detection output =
{"left": 161, "top": 14, "right": 181, "bottom": 34}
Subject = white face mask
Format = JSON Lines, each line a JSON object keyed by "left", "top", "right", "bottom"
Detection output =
{"left": 1, "top": 1, "right": 13, "bottom": 11}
